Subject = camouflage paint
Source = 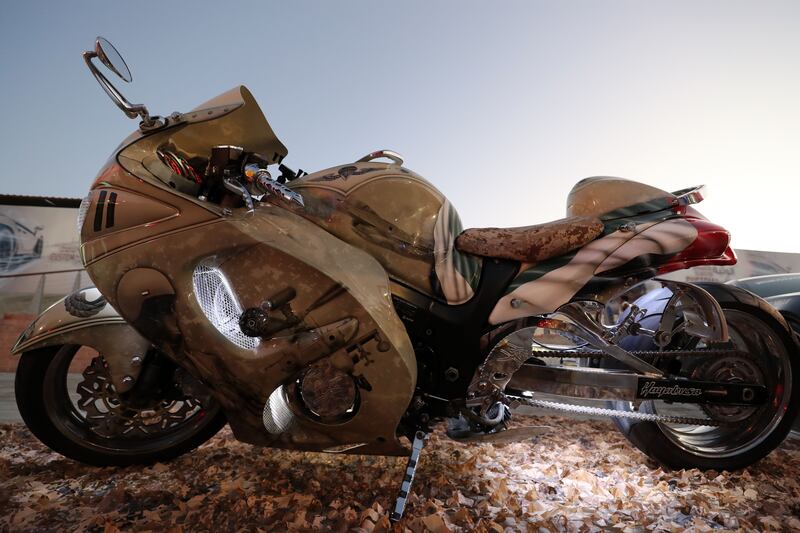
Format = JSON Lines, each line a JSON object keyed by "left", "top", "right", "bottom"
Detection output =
{"left": 488, "top": 179, "right": 699, "bottom": 324}
{"left": 291, "top": 164, "right": 482, "bottom": 304}
{"left": 75, "top": 87, "right": 421, "bottom": 455}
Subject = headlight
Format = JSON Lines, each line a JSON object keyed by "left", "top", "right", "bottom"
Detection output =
{"left": 192, "top": 261, "right": 258, "bottom": 350}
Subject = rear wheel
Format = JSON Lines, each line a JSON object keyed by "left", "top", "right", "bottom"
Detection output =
{"left": 15, "top": 345, "right": 226, "bottom": 466}
{"left": 604, "top": 304, "right": 798, "bottom": 470}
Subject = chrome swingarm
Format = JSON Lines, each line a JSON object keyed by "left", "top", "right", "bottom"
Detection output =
{"left": 466, "top": 283, "right": 740, "bottom": 426}
{"left": 465, "top": 316, "right": 668, "bottom": 416}
{"left": 507, "top": 363, "right": 766, "bottom": 406}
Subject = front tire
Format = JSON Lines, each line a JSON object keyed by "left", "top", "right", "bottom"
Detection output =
{"left": 15, "top": 345, "right": 227, "bottom": 466}
{"left": 605, "top": 303, "right": 799, "bottom": 471}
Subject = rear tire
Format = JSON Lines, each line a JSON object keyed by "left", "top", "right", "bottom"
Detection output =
{"left": 15, "top": 345, "right": 227, "bottom": 466}
{"left": 604, "top": 302, "right": 799, "bottom": 470}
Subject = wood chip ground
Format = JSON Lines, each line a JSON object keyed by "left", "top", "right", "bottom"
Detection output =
{"left": 1, "top": 417, "right": 798, "bottom": 532}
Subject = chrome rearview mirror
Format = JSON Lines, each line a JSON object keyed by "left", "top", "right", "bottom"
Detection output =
{"left": 83, "top": 36, "right": 163, "bottom": 131}
{"left": 95, "top": 37, "right": 132, "bottom": 82}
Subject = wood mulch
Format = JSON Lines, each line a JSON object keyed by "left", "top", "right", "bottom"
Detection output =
{"left": 1, "top": 417, "right": 799, "bottom": 532}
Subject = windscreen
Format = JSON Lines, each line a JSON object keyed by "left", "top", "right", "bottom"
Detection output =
{"left": 115, "top": 86, "right": 288, "bottom": 203}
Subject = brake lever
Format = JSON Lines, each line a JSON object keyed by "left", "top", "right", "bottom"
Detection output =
{"left": 223, "top": 177, "right": 254, "bottom": 213}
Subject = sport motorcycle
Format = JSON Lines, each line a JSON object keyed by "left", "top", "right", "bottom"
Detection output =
{"left": 13, "top": 38, "right": 798, "bottom": 520}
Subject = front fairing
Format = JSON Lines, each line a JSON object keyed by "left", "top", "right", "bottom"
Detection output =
{"left": 81, "top": 87, "right": 417, "bottom": 455}
{"left": 112, "top": 86, "right": 288, "bottom": 213}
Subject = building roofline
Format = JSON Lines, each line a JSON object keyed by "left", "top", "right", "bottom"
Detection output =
{"left": 0, "top": 194, "right": 81, "bottom": 208}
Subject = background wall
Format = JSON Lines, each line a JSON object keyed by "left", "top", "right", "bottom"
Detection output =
{"left": 0, "top": 199, "right": 90, "bottom": 371}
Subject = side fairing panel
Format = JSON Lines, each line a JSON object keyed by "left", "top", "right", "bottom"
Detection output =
{"left": 291, "top": 163, "right": 482, "bottom": 304}
{"left": 489, "top": 217, "right": 697, "bottom": 323}
{"left": 86, "top": 205, "right": 417, "bottom": 455}
{"left": 80, "top": 162, "right": 218, "bottom": 266}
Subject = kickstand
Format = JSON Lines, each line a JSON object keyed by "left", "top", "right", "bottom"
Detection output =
{"left": 390, "top": 430, "right": 427, "bottom": 523}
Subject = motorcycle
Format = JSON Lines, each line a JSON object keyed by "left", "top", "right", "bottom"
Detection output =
{"left": 13, "top": 37, "right": 799, "bottom": 521}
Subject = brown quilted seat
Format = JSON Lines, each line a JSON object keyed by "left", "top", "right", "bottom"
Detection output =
{"left": 455, "top": 216, "right": 604, "bottom": 263}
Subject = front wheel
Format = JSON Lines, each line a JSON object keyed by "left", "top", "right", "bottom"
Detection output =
{"left": 605, "top": 304, "right": 798, "bottom": 471}
{"left": 15, "top": 345, "right": 227, "bottom": 466}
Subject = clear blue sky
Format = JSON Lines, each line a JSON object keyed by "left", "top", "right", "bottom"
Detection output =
{"left": 1, "top": 1, "right": 798, "bottom": 251}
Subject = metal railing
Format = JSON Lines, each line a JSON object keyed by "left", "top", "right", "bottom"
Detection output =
{"left": 0, "top": 268, "right": 85, "bottom": 315}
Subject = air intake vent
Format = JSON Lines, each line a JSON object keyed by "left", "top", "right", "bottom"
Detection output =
{"left": 263, "top": 386, "right": 294, "bottom": 434}
{"left": 192, "top": 262, "right": 258, "bottom": 350}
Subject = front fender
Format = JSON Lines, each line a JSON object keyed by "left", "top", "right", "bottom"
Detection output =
{"left": 12, "top": 287, "right": 151, "bottom": 393}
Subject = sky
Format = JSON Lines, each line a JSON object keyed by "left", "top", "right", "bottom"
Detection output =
{"left": 1, "top": 1, "right": 798, "bottom": 252}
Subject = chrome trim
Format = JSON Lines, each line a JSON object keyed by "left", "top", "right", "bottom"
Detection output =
{"left": 654, "top": 279, "right": 729, "bottom": 342}
{"left": 356, "top": 150, "right": 404, "bottom": 166}
{"left": 553, "top": 303, "right": 665, "bottom": 376}
{"left": 508, "top": 363, "right": 639, "bottom": 400}
{"left": 673, "top": 185, "right": 706, "bottom": 206}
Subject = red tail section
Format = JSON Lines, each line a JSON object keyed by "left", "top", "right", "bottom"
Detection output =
{"left": 657, "top": 217, "right": 737, "bottom": 275}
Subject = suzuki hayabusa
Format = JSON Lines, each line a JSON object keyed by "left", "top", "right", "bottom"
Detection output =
{"left": 13, "top": 38, "right": 798, "bottom": 520}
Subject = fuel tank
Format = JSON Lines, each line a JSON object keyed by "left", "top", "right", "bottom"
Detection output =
{"left": 291, "top": 162, "right": 482, "bottom": 304}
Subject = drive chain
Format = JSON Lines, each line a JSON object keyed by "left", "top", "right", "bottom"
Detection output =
{"left": 531, "top": 348, "right": 741, "bottom": 361}
{"left": 514, "top": 396, "right": 728, "bottom": 427}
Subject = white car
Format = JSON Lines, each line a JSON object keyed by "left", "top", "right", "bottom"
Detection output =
{"left": 0, "top": 213, "right": 43, "bottom": 269}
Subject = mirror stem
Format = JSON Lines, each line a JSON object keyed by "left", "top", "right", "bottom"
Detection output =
{"left": 83, "top": 51, "right": 163, "bottom": 131}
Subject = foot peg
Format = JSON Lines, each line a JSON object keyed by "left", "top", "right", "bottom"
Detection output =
{"left": 390, "top": 430, "right": 427, "bottom": 523}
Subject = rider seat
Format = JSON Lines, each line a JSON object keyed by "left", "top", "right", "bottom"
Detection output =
{"left": 455, "top": 215, "right": 604, "bottom": 264}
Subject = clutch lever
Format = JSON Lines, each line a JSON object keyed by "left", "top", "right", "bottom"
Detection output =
{"left": 223, "top": 177, "right": 255, "bottom": 213}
